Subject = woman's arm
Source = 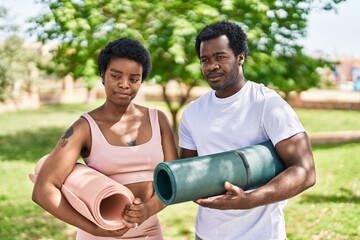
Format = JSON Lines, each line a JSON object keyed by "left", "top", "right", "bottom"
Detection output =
{"left": 32, "top": 118, "right": 129, "bottom": 236}
{"left": 122, "top": 110, "right": 179, "bottom": 227}
{"left": 158, "top": 110, "right": 179, "bottom": 162}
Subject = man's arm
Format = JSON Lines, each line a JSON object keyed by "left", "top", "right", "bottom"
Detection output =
{"left": 195, "top": 132, "right": 316, "bottom": 209}
{"left": 180, "top": 148, "right": 198, "bottom": 159}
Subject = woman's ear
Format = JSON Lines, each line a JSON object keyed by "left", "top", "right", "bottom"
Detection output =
{"left": 101, "top": 74, "right": 105, "bottom": 85}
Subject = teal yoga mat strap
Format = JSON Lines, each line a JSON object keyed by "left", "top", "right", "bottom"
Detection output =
{"left": 236, "top": 141, "right": 285, "bottom": 190}
{"left": 233, "top": 149, "right": 253, "bottom": 190}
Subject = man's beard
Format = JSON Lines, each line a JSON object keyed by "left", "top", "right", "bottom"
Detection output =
{"left": 208, "top": 63, "right": 240, "bottom": 91}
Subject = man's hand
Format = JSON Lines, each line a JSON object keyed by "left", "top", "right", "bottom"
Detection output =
{"left": 195, "top": 182, "right": 251, "bottom": 210}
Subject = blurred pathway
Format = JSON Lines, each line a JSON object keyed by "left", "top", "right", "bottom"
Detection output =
{"left": 309, "top": 130, "right": 360, "bottom": 144}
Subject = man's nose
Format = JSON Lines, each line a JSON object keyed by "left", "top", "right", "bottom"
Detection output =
{"left": 208, "top": 61, "right": 220, "bottom": 71}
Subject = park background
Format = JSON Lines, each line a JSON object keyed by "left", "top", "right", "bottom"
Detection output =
{"left": 0, "top": 0, "right": 359, "bottom": 239}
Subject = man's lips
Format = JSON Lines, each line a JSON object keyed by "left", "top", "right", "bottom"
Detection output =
{"left": 207, "top": 72, "right": 224, "bottom": 81}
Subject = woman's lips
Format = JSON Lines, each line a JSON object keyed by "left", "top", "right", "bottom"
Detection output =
{"left": 114, "top": 91, "right": 131, "bottom": 96}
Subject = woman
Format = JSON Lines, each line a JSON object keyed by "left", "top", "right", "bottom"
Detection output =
{"left": 32, "top": 38, "right": 178, "bottom": 239}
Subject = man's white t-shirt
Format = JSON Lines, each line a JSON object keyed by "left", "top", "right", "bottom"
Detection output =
{"left": 179, "top": 81, "right": 305, "bottom": 240}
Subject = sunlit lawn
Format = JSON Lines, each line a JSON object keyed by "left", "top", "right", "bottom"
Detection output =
{"left": 295, "top": 108, "right": 360, "bottom": 132}
{"left": 0, "top": 100, "right": 359, "bottom": 239}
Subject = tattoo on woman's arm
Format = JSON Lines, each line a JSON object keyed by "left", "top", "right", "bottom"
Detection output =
{"left": 60, "top": 126, "right": 74, "bottom": 147}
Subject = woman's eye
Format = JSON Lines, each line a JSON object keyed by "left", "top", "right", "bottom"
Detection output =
{"left": 111, "top": 75, "right": 121, "bottom": 80}
{"left": 130, "top": 78, "right": 140, "bottom": 83}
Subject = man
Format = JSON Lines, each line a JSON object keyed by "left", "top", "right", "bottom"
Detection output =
{"left": 179, "top": 21, "right": 316, "bottom": 239}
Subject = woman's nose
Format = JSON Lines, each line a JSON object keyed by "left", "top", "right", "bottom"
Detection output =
{"left": 118, "top": 79, "right": 130, "bottom": 88}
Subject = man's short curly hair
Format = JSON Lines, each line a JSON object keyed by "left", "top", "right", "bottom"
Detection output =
{"left": 98, "top": 38, "right": 152, "bottom": 81}
{"left": 195, "top": 21, "right": 249, "bottom": 59}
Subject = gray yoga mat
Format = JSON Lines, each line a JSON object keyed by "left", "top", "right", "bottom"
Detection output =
{"left": 153, "top": 141, "right": 285, "bottom": 205}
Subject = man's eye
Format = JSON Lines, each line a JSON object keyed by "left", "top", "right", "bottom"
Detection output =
{"left": 217, "top": 56, "right": 226, "bottom": 60}
{"left": 201, "top": 59, "right": 208, "bottom": 64}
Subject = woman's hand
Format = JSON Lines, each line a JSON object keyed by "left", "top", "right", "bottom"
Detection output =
{"left": 122, "top": 198, "right": 149, "bottom": 229}
{"left": 90, "top": 225, "right": 130, "bottom": 237}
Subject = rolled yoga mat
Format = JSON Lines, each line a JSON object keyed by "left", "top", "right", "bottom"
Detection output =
{"left": 29, "top": 154, "right": 135, "bottom": 230}
{"left": 154, "top": 141, "right": 285, "bottom": 205}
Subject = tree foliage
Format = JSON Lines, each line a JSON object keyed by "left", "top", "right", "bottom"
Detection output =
{"left": 0, "top": 35, "right": 42, "bottom": 102}
{"left": 29, "top": 0, "right": 344, "bottom": 129}
{"left": 0, "top": 6, "right": 41, "bottom": 102}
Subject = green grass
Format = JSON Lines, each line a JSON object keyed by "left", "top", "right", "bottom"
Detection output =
{"left": 295, "top": 108, "right": 360, "bottom": 132}
{"left": 285, "top": 142, "right": 360, "bottom": 240}
{"left": 0, "top": 101, "right": 359, "bottom": 239}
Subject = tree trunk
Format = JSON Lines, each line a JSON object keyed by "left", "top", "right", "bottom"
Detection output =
{"left": 161, "top": 81, "right": 195, "bottom": 148}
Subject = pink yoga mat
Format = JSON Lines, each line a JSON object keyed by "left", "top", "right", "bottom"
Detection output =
{"left": 29, "top": 155, "right": 135, "bottom": 230}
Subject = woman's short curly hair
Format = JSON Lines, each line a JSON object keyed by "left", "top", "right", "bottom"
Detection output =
{"left": 195, "top": 21, "right": 249, "bottom": 59}
{"left": 98, "top": 38, "right": 152, "bottom": 81}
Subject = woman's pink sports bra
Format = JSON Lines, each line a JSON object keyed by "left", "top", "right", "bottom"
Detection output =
{"left": 81, "top": 109, "right": 164, "bottom": 185}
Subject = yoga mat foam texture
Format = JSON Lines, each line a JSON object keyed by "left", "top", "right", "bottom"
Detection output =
{"left": 154, "top": 141, "right": 285, "bottom": 205}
